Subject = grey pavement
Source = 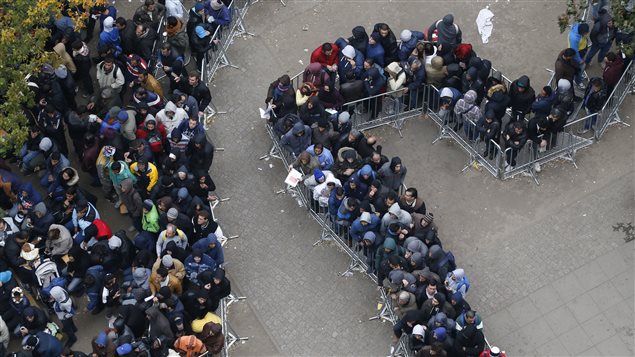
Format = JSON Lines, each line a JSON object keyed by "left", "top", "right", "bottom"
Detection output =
{"left": 209, "top": 1, "right": 635, "bottom": 356}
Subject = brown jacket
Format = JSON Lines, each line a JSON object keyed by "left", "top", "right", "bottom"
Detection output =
{"left": 554, "top": 50, "right": 577, "bottom": 84}
{"left": 141, "top": 73, "right": 165, "bottom": 99}
{"left": 149, "top": 271, "right": 183, "bottom": 296}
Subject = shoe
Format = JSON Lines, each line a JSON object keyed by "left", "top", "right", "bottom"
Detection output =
{"left": 534, "top": 163, "right": 542, "bottom": 172}
{"left": 576, "top": 82, "right": 586, "bottom": 90}
{"left": 114, "top": 200, "right": 122, "bottom": 209}
{"left": 489, "top": 153, "right": 494, "bottom": 160}
{"left": 505, "top": 165, "right": 513, "bottom": 173}
{"left": 482, "top": 150, "right": 489, "bottom": 157}
{"left": 577, "top": 128, "right": 590, "bottom": 134}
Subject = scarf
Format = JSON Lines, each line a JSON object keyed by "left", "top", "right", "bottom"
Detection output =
{"left": 273, "top": 83, "right": 290, "bottom": 100}
{"left": 166, "top": 19, "right": 183, "bottom": 36}
{"left": 73, "top": 43, "right": 90, "bottom": 57}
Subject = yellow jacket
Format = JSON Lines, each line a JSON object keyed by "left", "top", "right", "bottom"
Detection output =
{"left": 130, "top": 161, "right": 159, "bottom": 192}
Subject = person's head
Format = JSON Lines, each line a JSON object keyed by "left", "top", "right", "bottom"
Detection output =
{"left": 403, "top": 187, "right": 417, "bottom": 202}
{"left": 379, "top": 23, "right": 390, "bottom": 37}
{"left": 313, "top": 143, "right": 324, "bottom": 156}
{"left": 578, "top": 23, "right": 589, "bottom": 35}
{"left": 145, "top": 0, "right": 156, "bottom": 11}
{"left": 390, "top": 157, "right": 402, "bottom": 173}
{"left": 541, "top": 85, "right": 553, "bottom": 97}
{"left": 136, "top": 158, "right": 148, "bottom": 172}
{"left": 156, "top": 267, "right": 168, "bottom": 282}
{"left": 591, "top": 77, "right": 603, "bottom": 92}
{"left": 562, "top": 48, "right": 575, "bottom": 60}
{"left": 135, "top": 24, "right": 147, "bottom": 37}
{"left": 465, "top": 310, "right": 476, "bottom": 324}
{"left": 427, "top": 280, "right": 438, "bottom": 294}
{"left": 166, "top": 16, "right": 178, "bottom": 28}
{"left": 166, "top": 224, "right": 176, "bottom": 238}
{"left": 321, "top": 42, "right": 333, "bottom": 56}
{"left": 197, "top": 210, "right": 210, "bottom": 225}
{"left": 385, "top": 191, "right": 398, "bottom": 206}
{"left": 188, "top": 72, "right": 201, "bottom": 86}
{"left": 103, "top": 56, "right": 115, "bottom": 72}
{"left": 187, "top": 117, "right": 199, "bottom": 130}
{"left": 29, "top": 126, "right": 40, "bottom": 138}
{"left": 363, "top": 58, "right": 374, "bottom": 70}
{"left": 605, "top": 52, "right": 617, "bottom": 64}
{"left": 50, "top": 151, "right": 61, "bottom": 166}
{"left": 160, "top": 43, "right": 172, "bottom": 56}
{"left": 62, "top": 167, "right": 75, "bottom": 181}
{"left": 512, "top": 121, "right": 524, "bottom": 134}
{"left": 115, "top": 17, "right": 127, "bottom": 30}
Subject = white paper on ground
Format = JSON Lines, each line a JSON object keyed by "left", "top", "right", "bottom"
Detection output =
{"left": 284, "top": 169, "right": 303, "bottom": 187}
{"left": 476, "top": 7, "right": 495, "bottom": 44}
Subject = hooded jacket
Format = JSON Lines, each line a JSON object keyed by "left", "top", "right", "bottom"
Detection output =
{"left": 146, "top": 306, "right": 175, "bottom": 341}
{"left": 381, "top": 203, "right": 413, "bottom": 235}
{"left": 429, "top": 14, "right": 462, "bottom": 47}
{"left": 184, "top": 252, "right": 217, "bottom": 283}
{"left": 335, "top": 38, "right": 364, "bottom": 83}
{"left": 590, "top": 14, "right": 615, "bottom": 45}
{"left": 426, "top": 56, "right": 447, "bottom": 88}
{"left": 509, "top": 76, "right": 536, "bottom": 113}
{"left": 386, "top": 62, "right": 407, "bottom": 94}
{"left": 350, "top": 214, "right": 381, "bottom": 242}
{"left": 349, "top": 26, "right": 369, "bottom": 55}
{"left": 45, "top": 224, "right": 73, "bottom": 256}
{"left": 156, "top": 101, "right": 189, "bottom": 134}
{"left": 191, "top": 234, "right": 224, "bottom": 265}
{"left": 485, "top": 84, "right": 510, "bottom": 120}
{"left": 281, "top": 122, "right": 312, "bottom": 156}
{"left": 398, "top": 30, "right": 425, "bottom": 61}
{"left": 50, "top": 286, "right": 74, "bottom": 321}
{"left": 364, "top": 67, "right": 387, "bottom": 97}
{"left": 378, "top": 157, "right": 407, "bottom": 192}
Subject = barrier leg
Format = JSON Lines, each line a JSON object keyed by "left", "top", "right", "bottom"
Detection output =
{"left": 203, "top": 102, "right": 227, "bottom": 130}
{"left": 224, "top": 321, "right": 249, "bottom": 350}
{"left": 368, "top": 300, "right": 395, "bottom": 323}
{"left": 340, "top": 256, "right": 366, "bottom": 277}
{"left": 312, "top": 224, "right": 334, "bottom": 246}
{"left": 224, "top": 293, "right": 247, "bottom": 309}
{"left": 259, "top": 144, "right": 283, "bottom": 161}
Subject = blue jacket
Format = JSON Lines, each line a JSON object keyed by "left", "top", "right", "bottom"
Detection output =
{"left": 568, "top": 23, "right": 587, "bottom": 63}
{"left": 398, "top": 31, "right": 425, "bottom": 61}
{"left": 531, "top": 93, "right": 556, "bottom": 116}
{"left": 280, "top": 122, "right": 312, "bottom": 157}
{"left": 328, "top": 190, "right": 343, "bottom": 217}
{"left": 98, "top": 27, "right": 121, "bottom": 52}
{"left": 363, "top": 67, "right": 386, "bottom": 97}
{"left": 350, "top": 214, "right": 381, "bottom": 241}
{"left": 86, "top": 265, "right": 104, "bottom": 311}
{"left": 184, "top": 253, "right": 217, "bottom": 283}
{"left": 31, "top": 331, "right": 64, "bottom": 357}
{"left": 204, "top": 4, "right": 232, "bottom": 26}
{"left": 191, "top": 234, "right": 224, "bottom": 264}
{"left": 335, "top": 38, "right": 364, "bottom": 83}
{"left": 366, "top": 42, "right": 385, "bottom": 67}
{"left": 306, "top": 145, "right": 334, "bottom": 170}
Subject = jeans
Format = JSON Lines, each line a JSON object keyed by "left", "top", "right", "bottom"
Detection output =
{"left": 66, "top": 277, "right": 84, "bottom": 293}
{"left": 584, "top": 112, "right": 598, "bottom": 130}
{"left": 20, "top": 145, "right": 40, "bottom": 168}
{"left": 584, "top": 41, "right": 612, "bottom": 65}
{"left": 506, "top": 147, "right": 521, "bottom": 167}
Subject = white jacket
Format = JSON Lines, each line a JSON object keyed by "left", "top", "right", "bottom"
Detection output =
{"left": 156, "top": 101, "right": 188, "bottom": 134}
{"left": 96, "top": 61, "right": 125, "bottom": 93}
{"left": 0, "top": 315, "right": 8, "bottom": 349}
{"left": 166, "top": 0, "right": 184, "bottom": 19}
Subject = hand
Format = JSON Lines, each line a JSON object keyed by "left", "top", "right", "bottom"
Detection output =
{"left": 87, "top": 102, "right": 95, "bottom": 110}
{"left": 96, "top": 117, "right": 102, "bottom": 124}
{"left": 174, "top": 76, "right": 181, "bottom": 83}
{"left": 540, "top": 139, "right": 547, "bottom": 148}
{"left": 129, "top": 81, "right": 135, "bottom": 88}
{"left": 198, "top": 111, "right": 205, "bottom": 118}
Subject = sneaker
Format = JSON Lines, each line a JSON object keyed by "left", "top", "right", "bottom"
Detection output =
{"left": 576, "top": 82, "right": 586, "bottom": 90}
{"left": 505, "top": 165, "right": 513, "bottom": 173}
{"left": 114, "top": 200, "right": 122, "bottom": 209}
{"left": 534, "top": 163, "right": 542, "bottom": 172}
{"left": 577, "top": 128, "right": 590, "bottom": 134}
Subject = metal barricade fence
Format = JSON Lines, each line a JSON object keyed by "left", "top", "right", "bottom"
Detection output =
{"left": 209, "top": 195, "right": 248, "bottom": 356}
{"left": 595, "top": 60, "right": 634, "bottom": 139}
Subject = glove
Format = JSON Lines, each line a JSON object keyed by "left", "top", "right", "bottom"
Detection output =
{"left": 207, "top": 15, "right": 215, "bottom": 23}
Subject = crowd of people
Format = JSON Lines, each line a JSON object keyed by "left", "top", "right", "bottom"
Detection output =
{"left": 267, "top": 3, "right": 632, "bottom": 355}
{"left": 265, "top": 15, "right": 525, "bottom": 357}
{"left": 0, "top": 0, "right": 238, "bottom": 356}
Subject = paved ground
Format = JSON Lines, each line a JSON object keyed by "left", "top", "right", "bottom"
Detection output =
{"left": 7, "top": 0, "right": 632, "bottom": 356}
{"left": 208, "top": 1, "right": 635, "bottom": 356}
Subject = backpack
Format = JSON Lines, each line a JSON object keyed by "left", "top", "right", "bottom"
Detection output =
{"left": 146, "top": 131, "right": 164, "bottom": 153}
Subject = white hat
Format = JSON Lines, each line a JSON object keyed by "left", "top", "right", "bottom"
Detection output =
{"left": 400, "top": 29, "right": 412, "bottom": 42}
{"left": 108, "top": 235, "right": 122, "bottom": 250}
{"left": 412, "top": 324, "right": 425, "bottom": 336}
{"left": 341, "top": 45, "right": 355, "bottom": 59}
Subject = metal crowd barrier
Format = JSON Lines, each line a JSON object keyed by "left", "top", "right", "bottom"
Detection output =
{"left": 209, "top": 194, "right": 248, "bottom": 356}
{"left": 595, "top": 60, "right": 634, "bottom": 139}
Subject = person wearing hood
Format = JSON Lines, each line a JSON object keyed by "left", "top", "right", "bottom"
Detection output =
{"left": 453, "top": 90, "right": 482, "bottom": 140}
{"left": 363, "top": 66, "right": 387, "bottom": 119}
{"left": 461, "top": 67, "right": 485, "bottom": 104}
{"left": 317, "top": 83, "right": 345, "bottom": 110}
{"left": 427, "top": 311, "right": 456, "bottom": 334}
{"left": 145, "top": 305, "right": 175, "bottom": 343}
{"left": 156, "top": 101, "right": 189, "bottom": 134}
{"left": 427, "top": 245, "right": 452, "bottom": 280}
{"left": 378, "top": 156, "right": 407, "bottom": 192}
{"left": 335, "top": 38, "right": 365, "bottom": 83}
{"left": 426, "top": 56, "right": 448, "bottom": 88}
{"left": 421, "top": 292, "right": 456, "bottom": 323}
{"left": 444, "top": 268, "right": 470, "bottom": 299}
{"left": 48, "top": 166, "right": 80, "bottom": 203}
{"left": 454, "top": 323, "right": 485, "bottom": 357}
{"left": 281, "top": 121, "right": 312, "bottom": 157}
{"left": 302, "top": 62, "right": 330, "bottom": 90}
{"left": 348, "top": 26, "right": 369, "bottom": 55}
{"left": 45, "top": 224, "right": 72, "bottom": 259}
{"left": 603, "top": 51, "right": 624, "bottom": 93}
{"left": 98, "top": 17, "right": 121, "bottom": 54}
{"left": 476, "top": 110, "right": 501, "bottom": 160}
{"left": 374, "top": 238, "right": 404, "bottom": 279}
{"left": 392, "top": 309, "right": 425, "bottom": 348}
{"left": 508, "top": 75, "right": 536, "bottom": 122}
{"left": 191, "top": 233, "right": 224, "bottom": 265}
{"left": 398, "top": 29, "right": 425, "bottom": 61}
{"left": 169, "top": 127, "right": 191, "bottom": 155}
{"left": 299, "top": 96, "right": 327, "bottom": 126}
{"left": 190, "top": 24, "right": 215, "bottom": 68}
{"left": 136, "top": 114, "right": 168, "bottom": 155}
{"left": 428, "top": 14, "right": 462, "bottom": 49}
{"left": 21, "top": 330, "right": 63, "bottom": 357}
{"left": 204, "top": 0, "right": 232, "bottom": 29}
{"left": 17, "top": 305, "right": 48, "bottom": 337}
{"left": 188, "top": 134, "right": 215, "bottom": 175}
{"left": 173, "top": 187, "right": 193, "bottom": 213}
{"left": 50, "top": 286, "right": 77, "bottom": 347}
{"left": 553, "top": 78, "right": 575, "bottom": 115}
{"left": 26, "top": 202, "right": 55, "bottom": 240}
{"left": 585, "top": 13, "right": 616, "bottom": 66}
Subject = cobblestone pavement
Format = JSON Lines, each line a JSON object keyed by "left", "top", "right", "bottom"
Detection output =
{"left": 208, "top": 1, "right": 634, "bottom": 356}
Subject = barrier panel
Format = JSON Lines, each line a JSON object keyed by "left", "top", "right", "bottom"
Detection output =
{"left": 595, "top": 60, "right": 634, "bottom": 139}
{"left": 209, "top": 196, "right": 248, "bottom": 357}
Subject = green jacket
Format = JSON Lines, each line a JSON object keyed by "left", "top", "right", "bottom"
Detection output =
{"left": 142, "top": 205, "right": 160, "bottom": 233}
{"left": 109, "top": 160, "right": 137, "bottom": 187}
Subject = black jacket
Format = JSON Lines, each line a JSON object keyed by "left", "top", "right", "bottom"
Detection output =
{"left": 509, "top": 76, "right": 536, "bottom": 113}
{"left": 180, "top": 81, "right": 211, "bottom": 110}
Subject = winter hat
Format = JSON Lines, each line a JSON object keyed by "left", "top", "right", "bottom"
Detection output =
{"left": 39, "top": 137, "right": 53, "bottom": 151}
{"left": 117, "top": 110, "right": 129, "bottom": 122}
{"left": 360, "top": 212, "right": 371, "bottom": 223}
{"left": 162, "top": 254, "right": 174, "bottom": 268}
{"left": 95, "top": 332, "right": 108, "bottom": 347}
{"left": 489, "top": 347, "right": 501, "bottom": 356}
{"left": 133, "top": 268, "right": 149, "bottom": 285}
{"left": 338, "top": 111, "right": 350, "bottom": 124}
{"left": 412, "top": 324, "right": 425, "bottom": 337}
{"left": 194, "top": 2, "right": 204, "bottom": 12}
{"left": 116, "top": 343, "right": 133, "bottom": 356}
{"left": 313, "top": 168, "right": 325, "bottom": 183}
{"left": 103, "top": 17, "right": 114, "bottom": 32}
{"left": 210, "top": 0, "right": 223, "bottom": 10}
{"left": 0, "top": 270, "right": 12, "bottom": 284}
{"left": 422, "top": 213, "right": 434, "bottom": 224}
{"left": 108, "top": 235, "right": 122, "bottom": 250}
{"left": 143, "top": 199, "right": 154, "bottom": 211}
{"left": 557, "top": 78, "right": 572, "bottom": 91}
{"left": 33, "top": 202, "right": 47, "bottom": 215}
{"left": 433, "top": 327, "right": 447, "bottom": 342}
{"left": 103, "top": 145, "right": 116, "bottom": 157}
{"left": 400, "top": 29, "right": 412, "bottom": 42}
{"left": 341, "top": 45, "right": 355, "bottom": 59}
{"left": 177, "top": 188, "right": 188, "bottom": 200}
{"left": 167, "top": 207, "right": 179, "bottom": 219}
{"left": 55, "top": 65, "right": 68, "bottom": 79}
{"left": 195, "top": 25, "right": 207, "bottom": 39}
{"left": 41, "top": 63, "right": 55, "bottom": 75}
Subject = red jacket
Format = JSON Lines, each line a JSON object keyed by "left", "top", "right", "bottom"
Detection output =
{"left": 310, "top": 43, "right": 339, "bottom": 67}
{"left": 93, "top": 219, "right": 112, "bottom": 240}
{"left": 603, "top": 56, "right": 624, "bottom": 91}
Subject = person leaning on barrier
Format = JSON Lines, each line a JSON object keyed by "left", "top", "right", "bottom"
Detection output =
{"left": 508, "top": 75, "right": 536, "bottom": 123}
{"left": 165, "top": 15, "right": 188, "bottom": 57}
{"left": 553, "top": 78, "right": 575, "bottom": 115}
{"left": 484, "top": 83, "right": 509, "bottom": 122}
{"left": 502, "top": 120, "right": 528, "bottom": 171}
{"left": 580, "top": 77, "right": 608, "bottom": 133}
{"left": 190, "top": 25, "right": 215, "bottom": 69}
{"left": 204, "top": 0, "right": 232, "bottom": 31}
{"left": 602, "top": 51, "right": 625, "bottom": 93}
{"left": 531, "top": 86, "right": 556, "bottom": 117}
{"left": 476, "top": 110, "right": 500, "bottom": 161}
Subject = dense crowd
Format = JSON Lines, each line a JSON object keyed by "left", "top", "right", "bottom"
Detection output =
{"left": 0, "top": 0, "right": 238, "bottom": 356}
{"left": 267, "top": 3, "right": 632, "bottom": 356}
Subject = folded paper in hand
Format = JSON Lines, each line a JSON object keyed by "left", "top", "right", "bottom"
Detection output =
{"left": 259, "top": 104, "right": 275, "bottom": 120}
{"left": 284, "top": 169, "right": 303, "bottom": 187}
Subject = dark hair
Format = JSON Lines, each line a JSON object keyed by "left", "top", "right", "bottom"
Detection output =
{"left": 404, "top": 187, "right": 417, "bottom": 198}
{"left": 144, "top": 0, "right": 155, "bottom": 5}
{"left": 189, "top": 71, "right": 201, "bottom": 80}
{"left": 379, "top": 23, "right": 390, "bottom": 31}
{"left": 71, "top": 40, "right": 83, "bottom": 50}
{"left": 364, "top": 58, "right": 375, "bottom": 66}
{"left": 345, "top": 70, "right": 355, "bottom": 81}
{"left": 198, "top": 210, "right": 210, "bottom": 220}
{"left": 51, "top": 151, "right": 61, "bottom": 161}
{"left": 115, "top": 17, "right": 127, "bottom": 26}
{"left": 606, "top": 52, "right": 617, "bottom": 62}
{"left": 542, "top": 86, "right": 553, "bottom": 96}
{"left": 335, "top": 187, "right": 344, "bottom": 196}
{"left": 157, "top": 267, "right": 168, "bottom": 278}
{"left": 388, "top": 222, "right": 401, "bottom": 233}
{"left": 111, "top": 161, "right": 122, "bottom": 172}
{"left": 161, "top": 43, "right": 172, "bottom": 51}
{"left": 321, "top": 42, "right": 332, "bottom": 52}
{"left": 388, "top": 256, "right": 401, "bottom": 265}
{"left": 563, "top": 48, "right": 576, "bottom": 58}
{"left": 167, "top": 16, "right": 177, "bottom": 27}
{"left": 103, "top": 55, "right": 115, "bottom": 64}
{"left": 386, "top": 191, "right": 398, "bottom": 202}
